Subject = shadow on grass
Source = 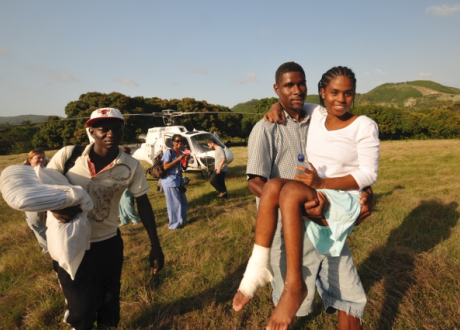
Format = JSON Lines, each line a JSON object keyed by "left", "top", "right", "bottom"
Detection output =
{"left": 372, "top": 185, "right": 406, "bottom": 207}
{"left": 359, "top": 199, "right": 459, "bottom": 329}
{"left": 131, "top": 262, "right": 248, "bottom": 329}
{"left": 145, "top": 164, "right": 247, "bottom": 182}
{"left": 226, "top": 164, "right": 247, "bottom": 178}
{"left": 188, "top": 185, "right": 252, "bottom": 208}
{"left": 184, "top": 186, "right": 254, "bottom": 229}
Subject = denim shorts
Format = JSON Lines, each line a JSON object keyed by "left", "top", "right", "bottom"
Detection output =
{"left": 269, "top": 213, "right": 367, "bottom": 319}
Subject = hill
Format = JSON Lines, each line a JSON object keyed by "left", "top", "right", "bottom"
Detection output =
{"left": 232, "top": 99, "right": 260, "bottom": 113}
{"left": 231, "top": 80, "right": 460, "bottom": 112}
{"left": 231, "top": 95, "right": 320, "bottom": 113}
{"left": 357, "top": 80, "right": 460, "bottom": 109}
{"left": 3, "top": 80, "right": 459, "bottom": 124}
{"left": 0, "top": 115, "right": 50, "bottom": 126}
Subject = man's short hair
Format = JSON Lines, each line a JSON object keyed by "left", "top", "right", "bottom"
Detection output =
{"left": 275, "top": 62, "right": 305, "bottom": 84}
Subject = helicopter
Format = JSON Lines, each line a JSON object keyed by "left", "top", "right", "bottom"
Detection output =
{"left": 129, "top": 109, "right": 235, "bottom": 177}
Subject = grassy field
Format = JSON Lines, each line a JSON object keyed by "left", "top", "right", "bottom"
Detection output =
{"left": 1, "top": 140, "right": 459, "bottom": 329}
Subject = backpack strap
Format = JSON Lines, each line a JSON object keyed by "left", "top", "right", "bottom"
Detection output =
{"left": 64, "top": 146, "right": 85, "bottom": 175}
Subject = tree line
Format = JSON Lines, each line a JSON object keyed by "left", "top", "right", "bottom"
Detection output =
{"left": 1, "top": 92, "right": 459, "bottom": 155}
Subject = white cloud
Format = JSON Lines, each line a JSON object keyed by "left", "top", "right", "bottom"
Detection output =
{"left": 179, "top": 66, "right": 208, "bottom": 75}
{"left": 29, "top": 66, "right": 80, "bottom": 83}
{"left": 426, "top": 4, "right": 460, "bottom": 16}
{"left": 114, "top": 77, "right": 138, "bottom": 87}
{"left": 419, "top": 72, "right": 433, "bottom": 80}
{"left": 374, "top": 69, "right": 386, "bottom": 76}
{"left": 231, "top": 72, "right": 261, "bottom": 84}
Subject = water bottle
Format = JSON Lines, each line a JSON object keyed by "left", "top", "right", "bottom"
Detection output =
{"left": 297, "top": 153, "right": 311, "bottom": 173}
{"left": 297, "top": 153, "right": 305, "bottom": 174}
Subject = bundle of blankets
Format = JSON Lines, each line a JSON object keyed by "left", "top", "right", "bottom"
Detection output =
{"left": 0, "top": 165, "right": 93, "bottom": 280}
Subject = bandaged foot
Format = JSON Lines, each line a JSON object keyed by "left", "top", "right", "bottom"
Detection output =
{"left": 233, "top": 244, "right": 273, "bottom": 311}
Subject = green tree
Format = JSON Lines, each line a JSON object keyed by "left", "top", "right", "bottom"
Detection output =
{"left": 32, "top": 116, "right": 76, "bottom": 149}
{"left": 354, "top": 105, "right": 404, "bottom": 140}
{"left": 419, "top": 109, "right": 460, "bottom": 139}
{"left": 0, "top": 125, "right": 39, "bottom": 155}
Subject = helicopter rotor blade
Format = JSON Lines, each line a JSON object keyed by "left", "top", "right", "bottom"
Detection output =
{"left": 0, "top": 116, "right": 90, "bottom": 128}
{"left": 1, "top": 110, "right": 265, "bottom": 129}
{"left": 163, "top": 111, "right": 263, "bottom": 116}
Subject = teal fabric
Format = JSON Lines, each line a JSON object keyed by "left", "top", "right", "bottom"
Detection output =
{"left": 119, "top": 189, "right": 140, "bottom": 225}
{"left": 305, "top": 189, "right": 361, "bottom": 256}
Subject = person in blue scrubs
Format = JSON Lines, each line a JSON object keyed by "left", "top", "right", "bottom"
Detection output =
{"left": 161, "top": 134, "right": 190, "bottom": 229}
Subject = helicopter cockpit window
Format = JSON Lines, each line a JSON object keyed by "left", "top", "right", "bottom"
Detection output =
{"left": 165, "top": 137, "right": 173, "bottom": 149}
{"left": 190, "top": 133, "right": 224, "bottom": 154}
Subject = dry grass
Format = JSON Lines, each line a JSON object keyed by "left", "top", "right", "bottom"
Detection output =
{"left": 1, "top": 140, "right": 460, "bottom": 329}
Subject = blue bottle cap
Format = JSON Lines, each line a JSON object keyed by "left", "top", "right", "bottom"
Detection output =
{"left": 297, "top": 153, "right": 305, "bottom": 162}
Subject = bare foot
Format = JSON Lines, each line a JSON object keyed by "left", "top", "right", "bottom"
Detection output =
{"left": 232, "top": 290, "right": 251, "bottom": 311}
{"left": 266, "top": 281, "right": 307, "bottom": 330}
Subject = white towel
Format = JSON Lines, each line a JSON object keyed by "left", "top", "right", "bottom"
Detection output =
{"left": 0, "top": 165, "right": 93, "bottom": 279}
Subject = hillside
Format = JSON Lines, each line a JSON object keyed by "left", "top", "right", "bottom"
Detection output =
{"left": 2, "top": 80, "right": 459, "bottom": 126}
{"left": 231, "top": 95, "right": 320, "bottom": 113}
{"left": 232, "top": 99, "right": 260, "bottom": 113}
{"left": 357, "top": 80, "right": 460, "bottom": 109}
{"left": 231, "top": 80, "right": 460, "bottom": 112}
{"left": 0, "top": 114, "right": 50, "bottom": 126}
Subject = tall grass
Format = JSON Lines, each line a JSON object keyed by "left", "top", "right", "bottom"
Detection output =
{"left": 1, "top": 140, "right": 459, "bottom": 329}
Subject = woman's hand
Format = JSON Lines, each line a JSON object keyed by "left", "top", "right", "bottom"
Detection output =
{"left": 294, "top": 163, "right": 323, "bottom": 189}
{"left": 263, "top": 101, "right": 285, "bottom": 124}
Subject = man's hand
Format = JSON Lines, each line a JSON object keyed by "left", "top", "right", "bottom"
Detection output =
{"left": 247, "top": 175, "right": 266, "bottom": 198}
{"left": 263, "top": 101, "right": 285, "bottom": 124}
{"left": 355, "top": 186, "right": 374, "bottom": 226}
{"left": 149, "top": 246, "right": 165, "bottom": 274}
{"left": 50, "top": 206, "right": 82, "bottom": 223}
{"left": 303, "top": 191, "right": 329, "bottom": 221}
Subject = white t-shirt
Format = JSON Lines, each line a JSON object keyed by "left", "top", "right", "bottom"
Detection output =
{"left": 306, "top": 106, "right": 380, "bottom": 195}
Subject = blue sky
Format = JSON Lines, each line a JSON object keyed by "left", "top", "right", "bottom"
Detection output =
{"left": 1, "top": 0, "right": 459, "bottom": 117}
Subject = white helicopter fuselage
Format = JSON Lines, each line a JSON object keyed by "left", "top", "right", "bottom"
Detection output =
{"left": 131, "top": 125, "right": 234, "bottom": 173}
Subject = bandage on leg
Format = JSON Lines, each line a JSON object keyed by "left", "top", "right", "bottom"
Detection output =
{"left": 238, "top": 244, "right": 273, "bottom": 298}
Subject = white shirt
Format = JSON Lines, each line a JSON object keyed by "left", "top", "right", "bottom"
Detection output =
{"left": 306, "top": 106, "right": 380, "bottom": 195}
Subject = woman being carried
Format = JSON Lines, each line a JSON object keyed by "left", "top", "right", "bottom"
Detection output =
{"left": 233, "top": 66, "right": 380, "bottom": 329}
